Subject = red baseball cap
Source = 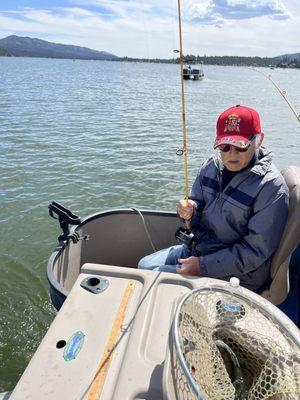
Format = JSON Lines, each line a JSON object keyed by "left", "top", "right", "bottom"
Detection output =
{"left": 214, "top": 105, "right": 262, "bottom": 149}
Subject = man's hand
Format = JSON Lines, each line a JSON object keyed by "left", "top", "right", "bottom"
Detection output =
{"left": 177, "top": 199, "right": 195, "bottom": 220}
{"left": 176, "top": 257, "right": 201, "bottom": 276}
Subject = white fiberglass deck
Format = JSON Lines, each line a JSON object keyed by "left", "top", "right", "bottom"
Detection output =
{"left": 10, "top": 264, "right": 208, "bottom": 400}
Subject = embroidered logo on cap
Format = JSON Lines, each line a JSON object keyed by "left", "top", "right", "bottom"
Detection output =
{"left": 224, "top": 113, "right": 241, "bottom": 133}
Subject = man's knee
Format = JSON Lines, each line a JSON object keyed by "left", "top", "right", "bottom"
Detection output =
{"left": 138, "top": 255, "right": 154, "bottom": 270}
{"left": 137, "top": 247, "right": 172, "bottom": 270}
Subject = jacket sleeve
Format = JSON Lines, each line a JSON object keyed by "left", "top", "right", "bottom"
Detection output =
{"left": 200, "top": 184, "right": 289, "bottom": 278}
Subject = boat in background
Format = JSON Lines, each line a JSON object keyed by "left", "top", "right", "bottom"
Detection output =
{"left": 183, "top": 64, "right": 204, "bottom": 80}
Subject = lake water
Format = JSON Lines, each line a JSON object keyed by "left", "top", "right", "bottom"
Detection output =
{"left": 0, "top": 57, "right": 299, "bottom": 391}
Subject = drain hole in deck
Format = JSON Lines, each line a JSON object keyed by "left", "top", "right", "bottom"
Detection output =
{"left": 86, "top": 277, "right": 100, "bottom": 287}
{"left": 56, "top": 340, "right": 66, "bottom": 349}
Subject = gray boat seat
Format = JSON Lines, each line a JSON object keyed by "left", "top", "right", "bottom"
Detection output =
{"left": 261, "top": 166, "right": 300, "bottom": 305}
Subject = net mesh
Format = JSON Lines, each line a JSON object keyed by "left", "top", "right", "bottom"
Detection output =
{"left": 169, "top": 288, "right": 300, "bottom": 400}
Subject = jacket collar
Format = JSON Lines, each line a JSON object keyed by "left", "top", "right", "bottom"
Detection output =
{"left": 251, "top": 147, "right": 273, "bottom": 176}
{"left": 213, "top": 146, "right": 272, "bottom": 177}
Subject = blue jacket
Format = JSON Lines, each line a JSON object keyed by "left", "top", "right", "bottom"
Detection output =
{"left": 189, "top": 147, "right": 289, "bottom": 291}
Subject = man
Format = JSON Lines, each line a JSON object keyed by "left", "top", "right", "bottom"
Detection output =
{"left": 138, "top": 105, "right": 289, "bottom": 292}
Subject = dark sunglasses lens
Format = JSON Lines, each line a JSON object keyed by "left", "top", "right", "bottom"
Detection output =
{"left": 219, "top": 144, "right": 249, "bottom": 153}
{"left": 219, "top": 145, "right": 230, "bottom": 152}
{"left": 236, "top": 146, "right": 249, "bottom": 152}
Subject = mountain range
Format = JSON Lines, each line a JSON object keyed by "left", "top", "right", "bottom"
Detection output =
{"left": 0, "top": 35, "right": 299, "bottom": 64}
{"left": 275, "top": 52, "right": 300, "bottom": 62}
{"left": 0, "top": 35, "right": 118, "bottom": 60}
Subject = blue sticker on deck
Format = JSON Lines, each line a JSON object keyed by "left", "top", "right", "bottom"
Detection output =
{"left": 63, "top": 331, "right": 85, "bottom": 361}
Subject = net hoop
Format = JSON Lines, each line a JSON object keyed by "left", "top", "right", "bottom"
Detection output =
{"left": 172, "top": 279, "right": 300, "bottom": 399}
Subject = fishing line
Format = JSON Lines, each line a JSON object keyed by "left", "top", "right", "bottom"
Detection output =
{"left": 253, "top": 68, "right": 300, "bottom": 123}
{"left": 130, "top": 207, "right": 157, "bottom": 252}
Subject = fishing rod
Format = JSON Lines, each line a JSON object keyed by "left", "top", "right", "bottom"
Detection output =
{"left": 174, "top": 0, "right": 191, "bottom": 232}
{"left": 253, "top": 68, "right": 300, "bottom": 123}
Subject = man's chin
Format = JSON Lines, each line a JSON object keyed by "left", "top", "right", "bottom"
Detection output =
{"left": 225, "top": 163, "right": 242, "bottom": 172}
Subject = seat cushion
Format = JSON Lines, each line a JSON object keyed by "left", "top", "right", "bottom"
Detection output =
{"left": 261, "top": 166, "right": 300, "bottom": 304}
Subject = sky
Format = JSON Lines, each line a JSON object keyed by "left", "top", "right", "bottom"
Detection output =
{"left": 0, "top": 0, "right": 299, "bottom": 58}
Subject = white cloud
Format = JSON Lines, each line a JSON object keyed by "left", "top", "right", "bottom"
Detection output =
{"left": 70, "top": 0, "right": 158, "bottom": 19}
{"left": 186, "top": 0, "right": 217, "bottom": 23}
{"left": 184, "top": 0, "right": 289, "bottom": 24}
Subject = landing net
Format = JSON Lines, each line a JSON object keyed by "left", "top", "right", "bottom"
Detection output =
{"left": 169, "top": 281, "right": 300, "bottom": 400}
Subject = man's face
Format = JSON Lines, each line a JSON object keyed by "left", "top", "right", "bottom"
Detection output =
{"left": 219, "top": 142, "right": 256, "bottom": 172}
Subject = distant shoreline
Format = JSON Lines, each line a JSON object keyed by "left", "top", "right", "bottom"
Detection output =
{"left": 1, "top": 35, "right": 299, "bottom": 68}
{"left": 1, "top": 54, "right": 299, "bottom": 69}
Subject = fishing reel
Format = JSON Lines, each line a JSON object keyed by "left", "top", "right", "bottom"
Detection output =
{"left": 175, "top": 226, "right": 196, "bottom": 251}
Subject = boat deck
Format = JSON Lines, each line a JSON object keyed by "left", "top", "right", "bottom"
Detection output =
{"left": 10, "top": 264, "right": 207, "bottom": 400}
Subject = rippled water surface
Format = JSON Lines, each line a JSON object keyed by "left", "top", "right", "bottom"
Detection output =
{"left": 0, "top": 57, "right": 299, "bottom": 391}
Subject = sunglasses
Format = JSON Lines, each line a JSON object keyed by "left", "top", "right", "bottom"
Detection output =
{"left": 218, "top": 136, "right": 255, "bottom": 153}
{"left": 218, "top": 144, "right": 250, "bottom": 153}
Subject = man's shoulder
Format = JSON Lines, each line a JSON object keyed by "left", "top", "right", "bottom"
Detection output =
{"left": 252, "top": 164, "right": 289, "bottom": 212}
{"left": 199, "top": 156, "right": 219, "bottom": 175}
{"left": 261, "top": 162, "right": 289, "bottom": 196}
{"left": 252, "top": 148, "right": 288, "bottom": 196}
